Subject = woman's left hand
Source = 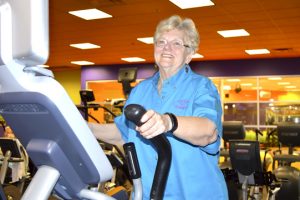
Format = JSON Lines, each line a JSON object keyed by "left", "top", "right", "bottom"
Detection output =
{"left": 136, "top": 110, "right": 171, "bottom": 139}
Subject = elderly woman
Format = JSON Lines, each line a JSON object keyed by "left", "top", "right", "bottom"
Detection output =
{"left": 90, "top": 15, "right": 228, "bottom": 199}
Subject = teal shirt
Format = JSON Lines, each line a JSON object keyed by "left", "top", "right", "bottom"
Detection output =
{"left": 115, "top": 65, "right": 228, "bottom": 200}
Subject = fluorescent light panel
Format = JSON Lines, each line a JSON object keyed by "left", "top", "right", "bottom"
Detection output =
{"left": 245, "top": 49, "right": 270, "bottom": 55}
{"left": 268, "top": 77, "right": 282, "bottom": 80}
{"left": 121, "top": 57, "right": 145, "bottom": 62}
{"left": 169, "top": 0, "right": 214, "bottom": 9}
{"left": 240, "top": 83, "right": 253, "bottom": 86}
{"left": 223, "top": 85, "right": 231, "bottom": 90}
{"left": 192, "top": 53, "right": 204, "bottom": 58}
{"left": 70, "top": 43, "right": 100, "bottom": 49}
{"left": 217, "top": 29, "right": 249, "bottom": 38}
{"left": 285, "top": 85, "right": 296, "bottom": 89}
{"left": 278, "top": 82, "right": 290, "bottom": 85}
{"left": 37, "top": 64, "right": 49, "bottom": 68}
{"left": 137, "top": 37, "right": 154, "bottom": 44}
{"left": 69, "top": 9, "right": 112, "bottom": 20}
{"left": 71, "top": 61, "right": 94, "bottom": 65}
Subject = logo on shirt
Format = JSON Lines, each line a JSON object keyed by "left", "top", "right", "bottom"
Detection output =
{"left": 175, "top": 99, "right": 190, "bottom": 109}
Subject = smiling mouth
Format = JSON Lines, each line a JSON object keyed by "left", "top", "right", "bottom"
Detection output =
{"left": 161, "top": 53, "right": 173, "bottom": 58}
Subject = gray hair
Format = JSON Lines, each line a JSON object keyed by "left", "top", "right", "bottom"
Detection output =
{"left": 154, "top": 15, "right": 200, "bottom": 52}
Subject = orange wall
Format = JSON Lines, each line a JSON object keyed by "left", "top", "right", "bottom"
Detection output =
{"left": 87, "top": 81, "right": 125, "bottom": 123}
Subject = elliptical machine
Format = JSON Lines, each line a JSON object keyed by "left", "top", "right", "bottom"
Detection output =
{"left": 228, "top": 139, "right": 280, "bottom": 200}
{"left": 219, "top": 121, "right": 246, "bottom": 170}
{"left": 272, "top": 122, "right": 300, "bottom": 200}
{"left": 0, "top": 0, "right": 172, "bottom": 199}
{"left": 220, "top": 121, "right": 280, "bottom": 200}
{"left": 219, "top": 121, "right": 246, "bottom": 200}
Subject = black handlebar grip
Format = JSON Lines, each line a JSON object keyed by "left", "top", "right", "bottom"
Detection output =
{"left": 124, "top": 104, "right": 172, "bottom": 200}
{"left": 123, "top": 142, "right": 141, "bottom": 179}
{"left": 124, "top": 104, "right": 146, "bottom": 126}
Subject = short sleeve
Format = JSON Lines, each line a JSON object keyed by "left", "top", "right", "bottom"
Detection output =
{"left": 192, "top": 78, "right": 222, "bottom": 155}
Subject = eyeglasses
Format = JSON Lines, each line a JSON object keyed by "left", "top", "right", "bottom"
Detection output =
{"left": 155, "top": 39, "right": 190, "bottom": 50}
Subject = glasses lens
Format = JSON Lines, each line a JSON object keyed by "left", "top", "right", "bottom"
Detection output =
{"left": 171, "top": 41, "right": 184, "bottom": 49}
{"left": 155, "top": 39, "right": 188, "bottom": 49}
{"left": 156, "top": 39, "right": 167, "bottom": 47}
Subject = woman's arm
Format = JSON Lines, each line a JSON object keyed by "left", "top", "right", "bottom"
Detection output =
{"left": 136, "top": 110, "right": 217, "bottom": 146}
{"left": 173, "top": 116, "right": 217, "bottom": 146}
{"left": 88, "top": 122, "right": 125, "bottom": 146}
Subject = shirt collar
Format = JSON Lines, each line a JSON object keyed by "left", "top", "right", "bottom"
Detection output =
{"left": 152, "top": 64, "right": 191, "bottom": 88}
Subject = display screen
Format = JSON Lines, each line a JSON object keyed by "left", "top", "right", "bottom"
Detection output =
{"left": 118, "top": 68, "right": 137, "bottom": 83}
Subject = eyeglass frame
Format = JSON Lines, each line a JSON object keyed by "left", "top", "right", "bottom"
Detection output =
{"left": 154, "top": 39, "right": 191, "bottom": 50}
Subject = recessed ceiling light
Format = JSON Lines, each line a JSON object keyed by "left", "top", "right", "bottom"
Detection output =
{"left": 169, "top": 0, "right": 214, "bottom": 9}
{"left": 278, "top": 82, "right": 290, "bottom": 85}
{"left": 268, "top": 77, "right": 282, "bottom": 80}
{"left": 217, "top": 29, "right": 250, "bottom": 38}
{"left": 245, "top": 49, "right": 270, "bottom": 55}
{"left": 121, "top": 57, "right": 145, "bottom": 62}
{"left": 223, "top": 85, "right": 231, "bottom": 90}
{"left": 71, "top": 61, "right": 95, "bottom": 65}
{"left": 137, "top": 37, "right": 154, "bottom": 44}
{"left": 70, "top": 43, "right": 100, "bottom": 49}
{"left": 37, "top": 64, "right": 49, "bottom": 68}
{"left": 68, "top": 9, "right": 112, "bottom": 20}
{"left": 192, "top": 53, "right": 204, "bottom": 58}
{"left": 285, "top": 85, "right": 296, "bottom": 89}
{"left": 241, "top": 83, "right": 253, "bottom": 86}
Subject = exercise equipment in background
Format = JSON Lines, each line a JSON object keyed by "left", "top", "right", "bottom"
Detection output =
{"left": 118, "top": 68, "right": 137, "bottom": 97}
{"left": 272, "top": 122, "right": 300, "bottom": 200}
{"left": 77, "top": 89, "right": 132, "bottom": 198}
{"left": 219, "top": 121, "right": 246, "bottom": 200}
{"left": 0, "top": 0, "right": 115, "bottom": 199}
{"left": 228, "top": 140, "right": 279, "bottom": 200}
{"left": 0, "top": 138, "right": 29, "bottom": 199}
{"left": 77, "top": 89, "right": 119, "bottom": 123}
{"left": 0, "top": 138, "right": 28, "bottom": 183}
{"left": 219, "top": 121, "right": 246, "bottom": 169}
{"left": 220, "top": 121, "right": 280, "bottom": 200}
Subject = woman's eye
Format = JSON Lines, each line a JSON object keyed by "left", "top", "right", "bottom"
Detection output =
{"left": 157, "top": 40, "right": 166, "bottom": 46}
{"left": 173, "top": 42, "right": 181, "bottom": 47}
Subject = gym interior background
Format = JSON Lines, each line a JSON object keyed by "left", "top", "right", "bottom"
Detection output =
{"left": 1, "top": 0, "right": 300, "bottom": 199}
{"left": 41, "top": 0, "right": 300, "bottom": 146}
{"left": 40, "top": 0, "right": 300, "bottom": 140}
{"left": 40, "top": 0, "right": 300, "bottom": 173}
{"left": 51, "top": 57, "right": 300, "bottom": 145}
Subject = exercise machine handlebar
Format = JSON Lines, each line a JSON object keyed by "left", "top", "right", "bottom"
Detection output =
{"left": 124, "top": 104, "right": 172, "bottom": 200}
{"left": 123, "top": 143, "right": 142, "bottom": 200}
{"left": 123, "top": 143, "right": 141, "bottom": 179}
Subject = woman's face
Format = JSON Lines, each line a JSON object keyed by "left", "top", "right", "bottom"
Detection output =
{"left": 154, "top": 29, "right": 193, "bottom": 73}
